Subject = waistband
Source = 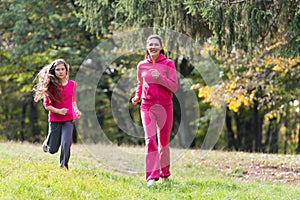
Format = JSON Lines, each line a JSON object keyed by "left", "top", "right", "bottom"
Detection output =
{"left": 141, "top": 98, "right": 172, "bottom": 105}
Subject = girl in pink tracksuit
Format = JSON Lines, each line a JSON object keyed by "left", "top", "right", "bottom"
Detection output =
{"left": 132, "top": 35, "right": 178, "bottom": 187}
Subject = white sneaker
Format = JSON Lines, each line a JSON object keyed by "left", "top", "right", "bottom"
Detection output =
{"left": 42, "top": 142, "right": 49, "bottom": 152}
{"left": 147, "top": 179, "right": 156, "bottom": 187}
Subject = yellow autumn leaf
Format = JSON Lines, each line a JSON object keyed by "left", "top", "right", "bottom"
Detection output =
{"left": 273, "top": 65, "right": 282, "bottom": 71}
{"left": 228, "top": 99, "right": 241, "bottom": 112}
{"left": 250, "top": 90, "right": 256, "bottom": 100}
{"left": 200, "top": 48, "right": 209, "bottom": 56}
{"left": 255, "top": 67, "right": 262, "bottom": 72}
{"left": 198, "top": 87, "right": 211, "bottom": 98}
{"left": 265, "top": 57, "right": 273, "bottom": 65}
{"left": 243, "top": 98, "right": 250, "bottom": 106}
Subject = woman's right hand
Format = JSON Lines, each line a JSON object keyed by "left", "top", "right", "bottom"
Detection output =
{"left": 58, "top": 108, "right": 68, "bottom": 115}
{"left": 131, "top": 97, "right": 140, "bottom": 105}
{"left": 45, "top": 105, "right": 68, "bottom": 115}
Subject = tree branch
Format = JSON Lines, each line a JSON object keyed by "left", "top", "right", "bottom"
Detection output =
{"left": 217, "top": 0, "right": 273, "bottom": 4}
{"left": 217, "top": 0, "right": 247, "bottom": 4}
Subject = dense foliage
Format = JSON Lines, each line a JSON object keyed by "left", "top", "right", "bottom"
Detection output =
{"left": 75, "top": 0, "right": 300, "bottom": 153}
{"left": 0, "top": 0, "right": 97, "bottom": 142}
{"left": 0, "top": 0, "right": 299, "bottom": 153}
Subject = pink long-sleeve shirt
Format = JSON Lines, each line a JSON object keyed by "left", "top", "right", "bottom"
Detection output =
{"left": 44, "top": 80, "right": 78, "bottom": 122}
{"left": 135, "top": 54, "right": 178, "bottom": 104}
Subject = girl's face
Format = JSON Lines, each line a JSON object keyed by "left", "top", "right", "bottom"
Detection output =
{"left": 147, "top": 38, "right": 162, "bottom": 60}
{"left": 54, "top": 63, "right": 67, "bottom": 82}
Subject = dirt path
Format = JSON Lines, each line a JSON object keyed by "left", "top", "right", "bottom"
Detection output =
{"left": 186, "top": 150, "right": 300, "bottom": 185}
{"left": 234, "top": 160, "right": 300, "bottom": 184}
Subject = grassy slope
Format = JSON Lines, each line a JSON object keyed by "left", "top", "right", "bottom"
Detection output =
{"left": 0, "top": 142, "right": 299, "bottom": 200}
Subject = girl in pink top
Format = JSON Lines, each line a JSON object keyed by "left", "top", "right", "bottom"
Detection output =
{"left": 33, "top": 59, "right": 81, "bottom": 170}
{"left": 132, "top": 35, "right": 178, "bottom": 187}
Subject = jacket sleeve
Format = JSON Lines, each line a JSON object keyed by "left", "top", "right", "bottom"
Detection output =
{"left": 158, "top": 60, "right": 178, "bottom": 92}
{"left": 134, "top": 64, "right": 143, "bottom": 99}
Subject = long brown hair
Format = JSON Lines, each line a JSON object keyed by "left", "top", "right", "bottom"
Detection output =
{"left": 33, "top": 59, "right": 69, "bottom": 102}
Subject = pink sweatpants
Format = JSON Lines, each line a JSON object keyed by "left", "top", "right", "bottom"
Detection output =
{"left": 141, "top": 101, "right": 173, "bottom": 181}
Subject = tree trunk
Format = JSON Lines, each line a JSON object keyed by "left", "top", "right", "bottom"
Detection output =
{"left": 268, "top": 118, "right": 279, "bottom": 153}
{"left": 234, "top": 107, "right": 254, "bottom": 152}
{"left": 20, "top": 103, "right": 26, "bottom": 141}
{"left": 253, "top": 100, "right": 263, "bottom": 152}
{"left": 296, "top": 127, "right": 300, "bottom": 154}
{"left": 30, "top": 99, "right": 40, "bottom": 143}
{"left": 225, "top": 109, "right": 237, "bottom": 150}
{"left": 283, "top": 116, "right": 289, "bottom": 154}
{"left": 234, "top": 112, "right": 242, "bottom": 149}
{"left": 244, "top": 118, "right": 253, "bottom": 152}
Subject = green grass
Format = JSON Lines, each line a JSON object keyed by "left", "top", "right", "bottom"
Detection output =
{"left": 0, "top": 142, "right": 299, "bottom": 199}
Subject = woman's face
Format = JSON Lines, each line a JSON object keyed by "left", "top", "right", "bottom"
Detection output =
{"left": 54, "top": 63, "right": 67, "bottom": 81}
{"left": 147, "top": 38, "right": 162, "bottom": 60}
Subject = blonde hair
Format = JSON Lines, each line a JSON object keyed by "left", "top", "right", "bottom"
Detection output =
{"left": 33, "top": 59, "right": 69, "bottom": 102}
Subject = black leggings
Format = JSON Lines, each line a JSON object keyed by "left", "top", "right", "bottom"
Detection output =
{"left": 44, "top": 121, "right": 74, "bottom": 168}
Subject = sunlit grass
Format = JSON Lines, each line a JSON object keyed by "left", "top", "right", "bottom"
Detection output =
{"left": 0, "top": 142, "right": 299, "bottom": 199}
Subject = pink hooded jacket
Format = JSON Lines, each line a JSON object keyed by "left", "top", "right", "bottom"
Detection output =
{"left": 134, "top": 54, "right": 178, "bottom": 104}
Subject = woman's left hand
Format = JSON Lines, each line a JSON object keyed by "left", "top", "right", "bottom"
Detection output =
{"left": 75, "top": 109, "right": 82, "bottom": 118}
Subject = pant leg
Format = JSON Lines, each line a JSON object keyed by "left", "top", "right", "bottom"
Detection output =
{"left": 45, "top": 122, "right": 62, "bottom": 154}
{"left": 59, "top": 121, "right": 74, "bottom": 169}
{"left": 141, "top": 103, "right": 160, "bottom": 181}
{"left": 157, "top": 103, "right": 173, "bottom": 178}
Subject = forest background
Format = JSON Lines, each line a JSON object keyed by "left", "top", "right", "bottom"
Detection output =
{"left": 0, "top": 0, "right": 299, "bottom": 154}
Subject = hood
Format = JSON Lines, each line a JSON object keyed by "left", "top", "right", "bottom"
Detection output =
{"left": 146, "top": 53, "right": 167, "bottom": 63}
